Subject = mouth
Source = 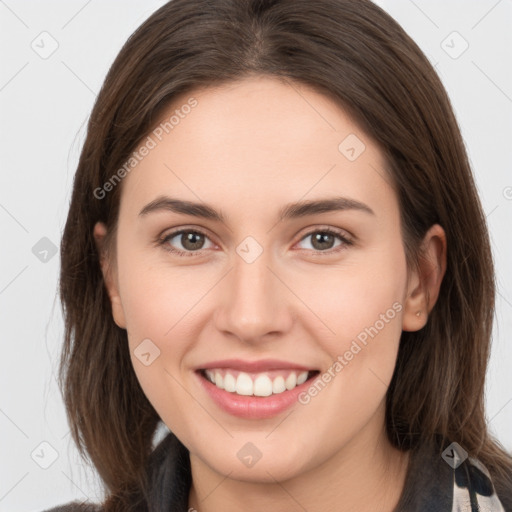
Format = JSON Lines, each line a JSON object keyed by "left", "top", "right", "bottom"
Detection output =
{"left": 197, "top": 368, "right": 321, "bottom": 397}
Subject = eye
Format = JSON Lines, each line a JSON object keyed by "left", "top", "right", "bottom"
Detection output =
{"left": 157, "top": 226, "right": 353, "bottom": 257}
{"left": 159, "top": 229, "right": 215, "bottom": 256}
{"left": 295, "top": 228, "right": 353, "bottom": 254}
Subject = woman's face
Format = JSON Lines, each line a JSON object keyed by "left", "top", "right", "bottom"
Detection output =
{"left": 96, "top": 76, "right": 435, "bottom": 482}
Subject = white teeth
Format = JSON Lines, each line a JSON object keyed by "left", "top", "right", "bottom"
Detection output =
{"left": 223, "top": 372, "right": 236, "bottom": 392}
{"left": 236, "top": 372, "right": 253, "bottom": 395}
{"left": 297, "top": 371, "right": 308, "bottom": 385}
{"left": 272, "top": 376, "right": 286, "bottom": 394}
{"left": 214, "top": 372, "right": 224, "bottom": 389}
{"left": 285, "top": 373, "right": 297, "bottom": 390}
{"left": 253, "top": 374, "right": 273, "bottom": 397}
{"left": 203, "top": 369, "right": 312, "bottom": 396}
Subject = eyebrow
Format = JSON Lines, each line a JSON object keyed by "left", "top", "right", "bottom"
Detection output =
{"left": 138, "top": 195, "right": 375, "bottom": 221}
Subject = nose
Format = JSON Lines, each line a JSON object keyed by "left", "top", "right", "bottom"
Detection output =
{"left": 214, "top": 247, "right": 293, "bottom": 345}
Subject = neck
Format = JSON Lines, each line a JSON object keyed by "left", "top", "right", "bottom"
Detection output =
{"left": 188, "top": 412, "right": 410, "bottom": 512}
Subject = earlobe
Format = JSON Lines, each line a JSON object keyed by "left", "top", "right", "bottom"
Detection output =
{"left": 402, "top": 224, "right": 447, "bottom": 332}
{"left": 93, "top": 222, "right": 127, "bottom": 329}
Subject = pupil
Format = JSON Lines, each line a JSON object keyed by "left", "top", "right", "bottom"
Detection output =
{"left": 313, "top": 233, "right": 334, "bottom": 250}
{"left": 183, "top": 232, "right": 203, "bottom": 250}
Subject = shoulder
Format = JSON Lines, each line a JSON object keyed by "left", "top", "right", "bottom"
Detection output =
{"left": 396, "top": 439, "right": 512, "bottom": 511}
{"left": 461, "top": 457, "right": 512, "bottom": 512}
{"left": 42, "top": 501, "right": 103, "bottom": 512}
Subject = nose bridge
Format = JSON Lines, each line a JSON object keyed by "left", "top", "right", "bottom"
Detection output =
{"left": 215, "top": 243, "right": 291, "bottom": 342}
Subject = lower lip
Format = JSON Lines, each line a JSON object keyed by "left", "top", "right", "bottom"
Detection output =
{"left": 196, "top": 370, "right": 316, "bottom": 419}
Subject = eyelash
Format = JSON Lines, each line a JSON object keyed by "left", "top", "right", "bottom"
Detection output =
{"left": 157, "top": 226, "right": 354, "bottom": 257}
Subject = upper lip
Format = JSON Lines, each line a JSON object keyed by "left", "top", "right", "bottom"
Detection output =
{"left": 198, "top": 359, "right": 316, "bottom": 373}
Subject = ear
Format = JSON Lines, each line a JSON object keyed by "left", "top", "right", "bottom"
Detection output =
{"left": 93, "top": 222, "right": 127, "bottom": 329}
{"left": 402, "top": 224, "right": 447, "bottom": 332}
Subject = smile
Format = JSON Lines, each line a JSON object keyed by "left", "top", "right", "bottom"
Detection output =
{"left": 201, "top": 368, "right": 318, "bottom": 396}
{"left": 194, "top": 358, "right": 321, "bottom": 419}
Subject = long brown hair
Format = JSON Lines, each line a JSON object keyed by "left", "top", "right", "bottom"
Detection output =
{"left": 59, "top": 0, "right": 512, "bottom": 509}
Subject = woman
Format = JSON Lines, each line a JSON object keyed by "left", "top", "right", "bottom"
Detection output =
{"left": 48, "top": 0, "right": 512, "bottom": 510}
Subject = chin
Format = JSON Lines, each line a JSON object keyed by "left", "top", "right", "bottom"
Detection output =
{"left": 195, "top": 440, "right": 314, "bottom": 483}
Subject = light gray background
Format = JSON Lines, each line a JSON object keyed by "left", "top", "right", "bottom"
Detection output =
{"left": 1, "top": 1, "right": 511, "bottom": 511}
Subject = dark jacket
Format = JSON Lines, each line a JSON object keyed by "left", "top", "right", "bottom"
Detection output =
{"left": 44, "top": 432, "right": 512, "bottom": 512}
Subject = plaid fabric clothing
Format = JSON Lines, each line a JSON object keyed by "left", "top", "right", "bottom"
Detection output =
{"left": 394, "top": 437, "right": 511, "bottom": 511}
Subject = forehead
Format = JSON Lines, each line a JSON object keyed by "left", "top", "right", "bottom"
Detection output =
{"left": 119, "top": 76, "right": 396, "bottom": 223}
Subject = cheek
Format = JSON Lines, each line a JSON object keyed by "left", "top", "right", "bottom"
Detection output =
{"left": 294, "top": 293, "right": 404, "bottom": 451}
{"left": 115, "top": 251, "right": 209, "bottom": 429}
{"left": 292, "top": 242, "right": 407, "bottom": 349}
{"left": 293, "top": 244, "right": 407, "bottom": 407}
{"left": 115, "top": 245, "right": 221, "bottom": 418}
{"left": 116, "top": 242, "right": 213, "bottom": 343}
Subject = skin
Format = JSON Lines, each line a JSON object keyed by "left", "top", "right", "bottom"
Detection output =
{"left": 94, "top": 76, "right": 446, "bottom": 512}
